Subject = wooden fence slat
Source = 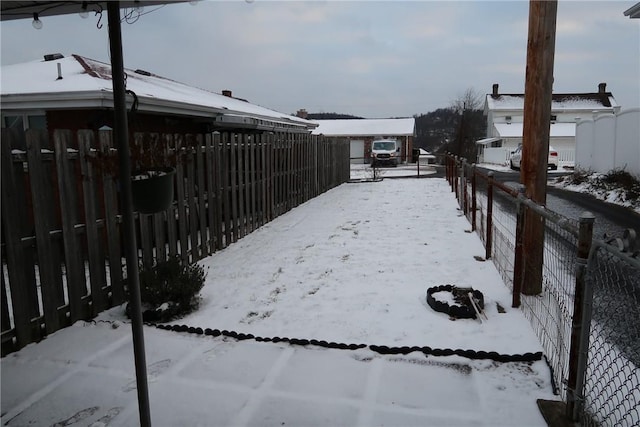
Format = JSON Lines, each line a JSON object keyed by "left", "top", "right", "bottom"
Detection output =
{"left": 236, "top": 134, "right": 246, "bottom": 239}
{"left": 195, "top": 135, "right": 208, "bottom": 255}
{"left": 174, "top": 135, "right": 190, "bottom": 263}
{"left": 98, "top": 131, "right": 124, "bottom": 305}
{"left": 162, "top": 135, "right": 179, "bottom": 259}
{"left": 260, "top": 135, "right": 267, "bottom": 227}
{"left": 250, "top": 134, "right": 257, "bottom": 232}
{"left": 186, "top": 135, "right": 199, "bottom": 260}
{"left": 230, "top": 133, "right": 239, "bottom": 243}
{"left": 153, "top": 211, "right": 167, "bottom": 264}
{"left": 54, "top": 130, "right": 89, "bottom": 322}
{"left": 139, "top": 214, "right": 154, "bottom": 269}
{"left": 26, "top": 130, "right": 67, "bottom": 332}
{"left": 222, "top": 133, "right": 232, "bottom": 247}
{"left": 243, "top": 134, "right": 252, "bottom": 234}
{"left": 213, "top": 133, "right": 224, "bottom": 250}
{"left": 78, "top": 131, "right": 108, "bottom": 314}
{"left": 204, "top": 134, "right": 215, "bottom": 255}
{"left": 1, "top": 130, "right": 39, "bottom": 348}
{"left": 153, "top": 134, "right": 168, "bottom": 264}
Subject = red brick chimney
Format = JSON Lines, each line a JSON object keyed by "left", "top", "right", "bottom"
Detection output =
{"left": 222, "top": 90, "right": 232, "bottom": 97}
{"left": 598, "top": 82, "right": 607, "bottom": 93}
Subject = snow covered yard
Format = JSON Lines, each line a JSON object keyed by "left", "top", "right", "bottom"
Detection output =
{"left": 184, "top": 178, "right": 541, "bottom": 354}
{"left": 1, "top": 177, "right": 557, "bottom": 426}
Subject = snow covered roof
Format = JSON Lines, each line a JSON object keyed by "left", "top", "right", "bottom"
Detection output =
{"left": 1, "top": 54, "right": 315, "bottom": 131}
{"left": 476, "top": 137, "right": 501, "bottom": 146}
{"left": 494, "top": 122, "right": 576, "bottom": 138}
{"left": 484, "top": 84, "right": 619, "bottom": 113}
{"left": 310, "top": 118, "right": 415, "bottom": 137}
{"left": 486, "top": 94, "right": 619, "bottom": 112}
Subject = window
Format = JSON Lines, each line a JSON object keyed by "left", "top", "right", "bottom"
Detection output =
{"left": 1, "top": 113, "right": 46, "bottom": 130}
{"left": 3, "top": 116, "right": 24, "bottom": 129}
{"left": 28, "top": 115, "right": 47, "bottom": 130}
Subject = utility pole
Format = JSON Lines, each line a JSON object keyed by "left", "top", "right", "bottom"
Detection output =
{"left": 521, "top": 0, "right": 557, "bottom": 295}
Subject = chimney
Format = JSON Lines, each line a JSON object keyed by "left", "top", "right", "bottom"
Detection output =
{"left": 598, "top": 82, "right": 607, "bottom": 93}
{"left": 296, "top": 108, "right": 308, "bottom": 119}
{"left": 44, "top": 53, "right": 64, "bottom": 61}
{"left": 222, "top": 90, "right": 232, "bottom": 97}
{"left": 492, "top": 83, "right": 499, "bottom": 96}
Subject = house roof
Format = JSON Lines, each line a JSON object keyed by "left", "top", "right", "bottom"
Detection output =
{"left": 475, "top": 137, "right": 501, "bottom": 146}
{"left": 484, "top": 83, "right": 619, "bottom": 114}
{"left": 1, "top": 54, "right": 316, "bottom": 132}
{"left": 494, "top": 122, "right": 576, "bottom": 138}
{"left": 624, "top": 2, "right": 640, "bottom": 18}
{"left": 310, "top": 118, "right": 415, "bottom": 137}
{"left": 485, "top": 93, "right": 619, "bottom": 112}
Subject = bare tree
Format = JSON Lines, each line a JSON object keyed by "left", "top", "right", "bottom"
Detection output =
{"left": 450, "top": 87, "right": 484, "bottom": 114}
{"left": 449, "top": 87, "right": 486, "bottom": 159}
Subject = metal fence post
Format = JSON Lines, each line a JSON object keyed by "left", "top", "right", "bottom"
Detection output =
{"left": 512, "top": 185, "right": 526, "bottom": 308}
{"left": 461, "top": 158, "right": 468, "bottom": 214}
{"left": 486, "top": 171, "right": 494, "bottom": 260}
{"left": 566, "top": 211, "right": 595, "bottom": 421}
{"left": 471, "top": 163, "right": 477, "bottom": 232}
{"left": 454, "top": 156, "right": 459, "bottom": 200}
{"left": 448, "top": 154, "right": 454, "bottom": 191}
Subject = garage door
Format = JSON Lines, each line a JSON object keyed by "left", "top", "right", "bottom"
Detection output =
{"left": 350, "top": 140, "right": 365, "bottom": 164}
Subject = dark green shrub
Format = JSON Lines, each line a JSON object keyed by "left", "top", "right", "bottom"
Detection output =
{"left": 127, "top": 256, "right": 207, "bottom": 322}
{"left": 603, "top": 169, "right": 640, "bottom": 195}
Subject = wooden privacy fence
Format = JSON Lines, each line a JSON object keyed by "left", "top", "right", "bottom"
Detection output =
{"left": 1, "top": 128, "right": 349, "bottom": 355}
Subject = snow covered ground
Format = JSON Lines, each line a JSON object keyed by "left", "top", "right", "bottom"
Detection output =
{"left": 1, "top": 177, "right": 557, "bottom": 426}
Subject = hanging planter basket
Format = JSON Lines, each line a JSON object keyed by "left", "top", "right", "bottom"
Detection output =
{"left": 131, "top": 167, "right": 176, "bottom": 214}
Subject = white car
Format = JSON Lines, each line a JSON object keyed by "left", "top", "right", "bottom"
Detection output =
{"left": 509, "top": 145, "right": 558, "bottom": 170}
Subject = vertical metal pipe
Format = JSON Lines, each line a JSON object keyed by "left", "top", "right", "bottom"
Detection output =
{"left": 106, "top": 3, "right": 151, "bottom": 426}
{"left": 566, "top": 212, "right": 595, "bottom": 420}
{"left": 486, "top": 172, "right": 494, "bottom": 260}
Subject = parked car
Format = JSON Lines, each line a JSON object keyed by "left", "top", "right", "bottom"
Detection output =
{"left": 509, "top": 145, "right": 558, "bottom": 170}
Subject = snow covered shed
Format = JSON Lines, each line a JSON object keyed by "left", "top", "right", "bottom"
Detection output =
{"left": 311, "top": 118, "right": 415, "bottom": 164}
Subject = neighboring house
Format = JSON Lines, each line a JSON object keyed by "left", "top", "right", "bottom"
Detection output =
{"left": 1, "top": 53, "right": 316, "bottom": 148}
{"left": 310, "top": 118, "right": 415, "bottom": 164}
{"left": 477, "top": 83, "right": 620, "bottom": 165}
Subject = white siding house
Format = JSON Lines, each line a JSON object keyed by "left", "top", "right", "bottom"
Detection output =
{"left": 477, "top": 83, "right": 620, "bottom": 166}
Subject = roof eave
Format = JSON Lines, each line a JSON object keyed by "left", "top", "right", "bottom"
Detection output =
{"left": 624, "top": 2, "right": 640, "bottom": 18}
{"left": 1, "top": 91, "right": 315, "bottom": 131}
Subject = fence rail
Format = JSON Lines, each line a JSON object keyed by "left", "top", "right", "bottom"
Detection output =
{"left": 1, "top": 129, "right": 349, "bottom": 355}
{"left": 446, "top": 153, "right": 640, "bottom": 426}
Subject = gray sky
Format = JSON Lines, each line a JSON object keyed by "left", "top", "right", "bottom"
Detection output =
{"left": 2, "top": 1, "right": 639, "bottom": 118}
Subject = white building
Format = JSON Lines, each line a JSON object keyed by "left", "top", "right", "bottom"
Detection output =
{"left": 477, "top": 83, "right": 620, "bottom": 166}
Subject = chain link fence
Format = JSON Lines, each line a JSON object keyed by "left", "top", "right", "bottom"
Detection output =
{"left": 580, "top": 241, "right": 640, "bottom": 426}
{"left": 446, "top": 154, "right": 640, "bottom": 426}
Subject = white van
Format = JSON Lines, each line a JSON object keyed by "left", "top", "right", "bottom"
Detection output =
{"left": 371, "top": 139, "right": 401, "bottom": 167}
